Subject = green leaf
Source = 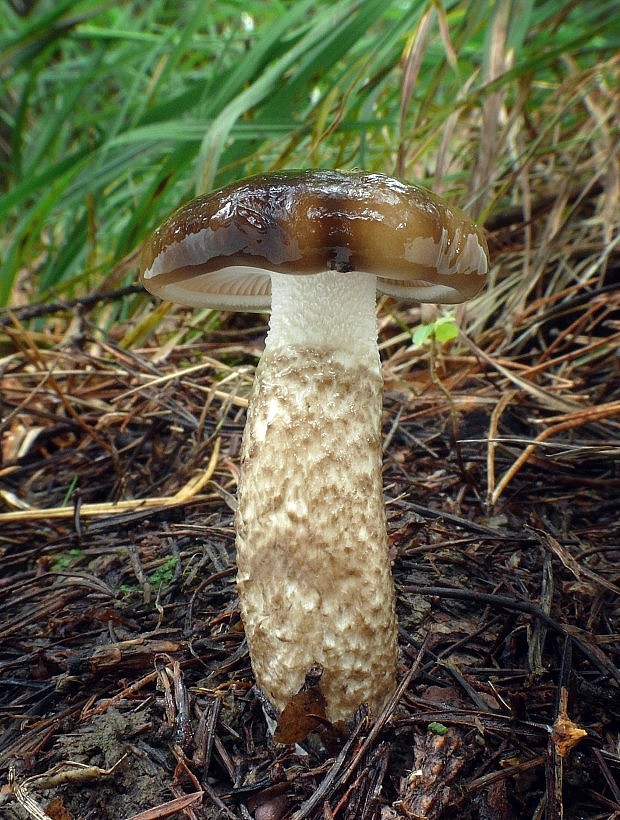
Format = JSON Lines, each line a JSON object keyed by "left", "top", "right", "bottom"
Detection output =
{"left": 427, "top": 722, "right": 449, "bottom": 735}
{"left": 434, "top": 316, "right": 459, "bottom": 343}
{"left": 411, "top": 316, "right": 458, "bottom": 346}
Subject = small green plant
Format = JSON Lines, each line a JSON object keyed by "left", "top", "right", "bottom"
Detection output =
{"left": 116, "top": 583, "right": 138, "bottom": 598}
{"left": 148, "top": 556, "right": 179, "bottom": 589}
{"left": 411, "top": 315, "right": 458, "bottom": 347}
{"left": 61, "top": 475, "right": 80, "bottom": 507}
{"left": 52, "top": 548, "right": 84, "bottom": 570}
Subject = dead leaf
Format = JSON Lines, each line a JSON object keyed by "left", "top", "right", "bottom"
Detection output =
{"left": 273, "top": 664, "right": 329, "bottom": 744}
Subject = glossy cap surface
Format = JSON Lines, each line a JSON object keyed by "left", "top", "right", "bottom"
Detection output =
{"left": 140, "top": 170, "right": 489, "bottom": 309}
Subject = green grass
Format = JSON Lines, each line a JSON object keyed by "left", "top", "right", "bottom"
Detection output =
{"left": 0, "top": 0, "right": 617, "bottom": 309}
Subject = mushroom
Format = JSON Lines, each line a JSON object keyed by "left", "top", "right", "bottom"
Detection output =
{"left": 140, "top": 170, "right": 488, "bottom": 723}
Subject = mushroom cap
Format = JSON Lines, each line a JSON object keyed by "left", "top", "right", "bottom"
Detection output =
{"left": 140, "top": 170, "right": 489, "bottom": 310}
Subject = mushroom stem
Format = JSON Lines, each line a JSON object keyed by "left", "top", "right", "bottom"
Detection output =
{"left": 235, "top": 271, "right": 397, "bottom": 723}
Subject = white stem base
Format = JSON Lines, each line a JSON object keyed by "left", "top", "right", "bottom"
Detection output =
{"left": 235, "top": 272, "right": 397, "bottom": 723}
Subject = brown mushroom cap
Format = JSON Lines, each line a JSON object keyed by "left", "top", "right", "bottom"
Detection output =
{"left": 140, "top": 170, "right": 489, "bottom": 310}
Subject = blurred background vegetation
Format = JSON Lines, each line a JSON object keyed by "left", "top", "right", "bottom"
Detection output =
{"left": 0, "top": 0, "right": 617, "bottom": 316}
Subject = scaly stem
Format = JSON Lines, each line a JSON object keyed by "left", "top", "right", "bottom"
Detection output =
{"left": 235, "top": 271, "right": 397, "bottom": 722}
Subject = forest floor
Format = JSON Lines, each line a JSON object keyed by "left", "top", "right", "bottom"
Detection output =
{"left": 1, "top": 191, "right": 619, "bottom": 819}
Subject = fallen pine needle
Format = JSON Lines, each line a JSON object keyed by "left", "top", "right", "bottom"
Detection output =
{"left": 0, "top": 438, "right": 220, "bottom": 523}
